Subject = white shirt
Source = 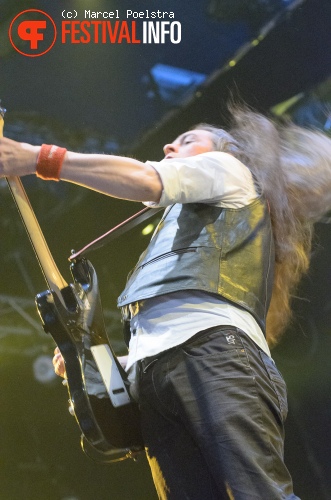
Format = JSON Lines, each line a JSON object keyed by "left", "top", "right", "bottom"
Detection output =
{"left": 126, "top": 152, "right": 271, "bottom": 371}
{"left": 147, "top": 151, "right": 258, "bottom": 208}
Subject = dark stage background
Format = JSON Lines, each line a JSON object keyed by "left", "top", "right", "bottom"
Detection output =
{"left": 1, "top": 0, "right": 331, "bottom": 498}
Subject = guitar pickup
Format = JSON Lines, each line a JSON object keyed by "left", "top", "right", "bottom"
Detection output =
{"left": 90, "top": 345, "right": 131, "bottom": 407}
{"left": 112, "top": 388, "right": 125, "bottom": 395}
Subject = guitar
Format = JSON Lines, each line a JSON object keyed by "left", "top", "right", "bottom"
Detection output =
{"left": 0, "top": 104, "right": 144, "bottom": 461}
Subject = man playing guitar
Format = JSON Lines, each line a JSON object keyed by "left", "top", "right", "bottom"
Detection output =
{"left": 2, "top": 105, "right": 331, "bottom": 498}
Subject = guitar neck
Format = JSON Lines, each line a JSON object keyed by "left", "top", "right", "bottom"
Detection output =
{"left": 6, "top": 176, "right": 68, "bottom": 293}
{"left": 1, "top": 106, "right": 68, "bottom": 298}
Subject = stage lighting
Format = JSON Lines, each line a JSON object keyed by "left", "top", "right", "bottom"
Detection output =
{"left": 208, "top": 0, "right": 293, "bottom": 28}
{"left": 146, "top": 63, "right": 206, "bottom": 105}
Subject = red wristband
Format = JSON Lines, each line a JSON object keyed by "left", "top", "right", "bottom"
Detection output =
{"left": 36, "top": 144, "right": 67, "bottom": 181}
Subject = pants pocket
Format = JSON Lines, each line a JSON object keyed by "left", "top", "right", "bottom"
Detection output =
{"left": 259, "top": 350, "right": 288, "bottom": 423}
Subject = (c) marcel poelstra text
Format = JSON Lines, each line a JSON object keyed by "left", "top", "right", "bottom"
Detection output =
{"left": 61, "top": 10, "right": 181, "bottom": 44}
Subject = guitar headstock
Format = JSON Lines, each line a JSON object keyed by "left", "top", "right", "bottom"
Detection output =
{"left": 0, "top": 100, "right": 5, "bottom": 137}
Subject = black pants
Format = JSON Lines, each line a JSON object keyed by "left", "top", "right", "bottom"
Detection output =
{"left": 138, "top": 326, "right": 299, "bottom": 499}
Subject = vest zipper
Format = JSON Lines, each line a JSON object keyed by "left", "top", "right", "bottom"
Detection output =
{"left": 140, "top": 247, "right": 197, "bottom": 269}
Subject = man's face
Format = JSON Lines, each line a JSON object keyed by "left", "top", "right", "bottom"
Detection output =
{"left": 163, "top": 129, "right": 215, "bottom": 159}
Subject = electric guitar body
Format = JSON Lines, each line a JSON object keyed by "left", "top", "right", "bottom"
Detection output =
{"left": 36, "top": 257, "right": 143, "bottom": 455}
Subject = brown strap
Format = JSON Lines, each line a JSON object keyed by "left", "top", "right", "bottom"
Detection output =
{"left": 69, "top": 206, "right": 163, "bottom": 261}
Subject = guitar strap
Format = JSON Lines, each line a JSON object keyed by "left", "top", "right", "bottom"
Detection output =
{"left": 69, "top": 205, "right": 163, "bottom": 261}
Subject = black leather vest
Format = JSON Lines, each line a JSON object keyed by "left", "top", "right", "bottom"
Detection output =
{"left": 118, "top": 197, "right": 274, "bottom": 334}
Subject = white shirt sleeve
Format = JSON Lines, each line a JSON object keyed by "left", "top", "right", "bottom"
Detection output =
{"left": 145, "top": 151, "right": 258, "bottom": 208}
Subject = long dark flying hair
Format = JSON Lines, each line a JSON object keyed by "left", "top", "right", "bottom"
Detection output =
{"left": 194, "top": 108, "right": 331, "bottom": 347}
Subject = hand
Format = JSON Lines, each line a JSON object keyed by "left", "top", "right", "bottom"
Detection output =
{"left": 52, "top": 347, "right": 128, "bottom": 378}
{"left": 52, "top": 346, "right": 66, "bottom": 378}
{"left": 0, "top": 137, "right": 40, "bottom": 177}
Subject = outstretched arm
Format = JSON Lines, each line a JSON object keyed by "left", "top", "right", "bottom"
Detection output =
{"left": 0, "top": 137, "right": 162, "bottom": 202}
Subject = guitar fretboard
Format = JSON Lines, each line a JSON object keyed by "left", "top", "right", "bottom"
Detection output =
{"left": 1, "top": 102, "right": 67, "bottom": 300}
